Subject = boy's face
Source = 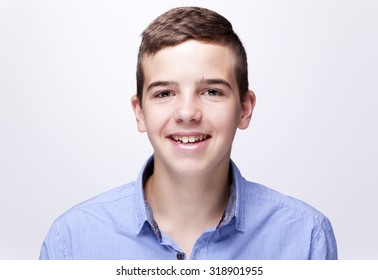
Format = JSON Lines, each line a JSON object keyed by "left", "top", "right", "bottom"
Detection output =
{"left": 132, "top": 40, "right": 255, "bottom": 178}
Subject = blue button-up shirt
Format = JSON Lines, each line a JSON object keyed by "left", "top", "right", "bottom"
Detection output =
{"left": 40, "top": 157, "right": 337, "bottom": 259}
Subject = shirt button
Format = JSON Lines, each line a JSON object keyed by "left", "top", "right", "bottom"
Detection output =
{"left": 176, "top": 252, "right": 185, "bottom": 260}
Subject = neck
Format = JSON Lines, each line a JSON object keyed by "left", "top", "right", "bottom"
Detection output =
{"left": 147, "top": 174, "right": 229, "bottom": 223}
{"left": 144, "top": 157, "right": 231, "bottom": 258}
{"left": 144, "top": 158, "right": 231, "bottom": 230}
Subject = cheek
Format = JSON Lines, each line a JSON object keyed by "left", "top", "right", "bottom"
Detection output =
{"left": 144, "top": 115, "right": 161, "bottom": 148}
{"left": 211, "top": 103, "right": 242, "bottom": 126}
{"left": 144, "top": 107, "right": 170, "bottom": 132}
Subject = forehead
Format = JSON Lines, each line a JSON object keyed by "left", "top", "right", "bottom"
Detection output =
{"left": 142, "top": 40, "right": 237, "bottom": 88}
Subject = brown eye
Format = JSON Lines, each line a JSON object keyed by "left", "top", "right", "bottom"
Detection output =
{"left": 204, "top": 89, "right": 222, "bottom": 96}
{"left": 155, "top": 91, "right": 172, "bottom": 98}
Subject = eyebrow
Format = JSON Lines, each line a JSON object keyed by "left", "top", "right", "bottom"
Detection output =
{"left": 198, "top": 78, "right": 233, "bottom": 90}
{"left": 146, "top": 80, "right": 179, "bottom": 92}
{"left": 146, "top": 78, "right": 233, "bottom": 92}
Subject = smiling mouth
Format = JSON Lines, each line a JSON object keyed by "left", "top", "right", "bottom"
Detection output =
{"left": 170, "top": 134, "right": 210, "bottom": 144}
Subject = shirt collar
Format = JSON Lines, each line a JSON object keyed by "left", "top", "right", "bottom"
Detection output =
{"left": 133, "top": 156, "right": 246, "bottom": 235}
{"left": 230, "top": 159, "right": 246, "bottom": 232}
{"left": 215, "top": 160, "right": 246, "bottom": 232}
{"left": 134, "top": 156, "right": 155, "bottom": 235}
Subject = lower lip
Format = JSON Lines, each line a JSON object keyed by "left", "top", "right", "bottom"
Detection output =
{"left": 168, "top": 137, "right": 210, "bottom": 153}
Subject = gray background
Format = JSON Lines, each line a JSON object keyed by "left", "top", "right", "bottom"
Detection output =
{"left": 1, "top": 0, "right": 377, "bottom": 259}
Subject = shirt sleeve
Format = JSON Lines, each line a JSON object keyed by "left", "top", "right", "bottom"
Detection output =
{"left": 310, "top": 217, "right": 338, "bottom": 260}
{"left": 39, "top": 222, "right": 72, "bottom": 260}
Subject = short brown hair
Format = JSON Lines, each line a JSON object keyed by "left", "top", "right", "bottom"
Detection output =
{"left": 136, "top": 6, "right": 249, "bottom": 104}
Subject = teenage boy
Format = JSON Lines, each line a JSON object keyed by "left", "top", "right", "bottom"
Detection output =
{"left": 40, "top": 7, "right": 337, "bottom": 260}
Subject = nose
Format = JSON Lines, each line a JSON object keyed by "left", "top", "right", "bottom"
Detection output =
{"left": 173, "top": 94, "right": 202, "bottom": 123}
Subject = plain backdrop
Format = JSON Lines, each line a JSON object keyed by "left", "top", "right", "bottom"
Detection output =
{"left": 1, "top": 0, "right": 377, "bottom": 259}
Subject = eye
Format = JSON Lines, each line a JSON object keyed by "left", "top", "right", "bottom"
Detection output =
{"left": 203, "top": 89, "right": 223, "bottom": 96}
{"left": 155, "top": 91, "right": 173, "bottom": 98}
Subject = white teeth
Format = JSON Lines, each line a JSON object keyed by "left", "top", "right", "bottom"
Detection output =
{"left": 171, "top": 134, "right": 208, "bottom": 144}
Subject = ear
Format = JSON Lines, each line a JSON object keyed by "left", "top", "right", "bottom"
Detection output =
{"left": 238, "top": 90, "right": 256, "bottom": 130}
{"left": 131, "top": 95, "right": 147, "bottom": 132}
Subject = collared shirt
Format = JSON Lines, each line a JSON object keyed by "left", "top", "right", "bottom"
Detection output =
{"left": 40, "top": 156, "right": 337, "bottom": 260}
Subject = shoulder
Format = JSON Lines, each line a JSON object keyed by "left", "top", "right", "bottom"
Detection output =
{"left": 55, "top": 182, "right": 138, "bottom": 224}
{"left": 240, "top": 178, "right": 328, "bottom": 222}
{"left": 238, "top": 180, "right": 337, "bottom": 259}
{"left": 40, "top": 182, "right": 141, "bottom": 259}
{"left": 231, "top": 161, "right": 324, "bottom": 220}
